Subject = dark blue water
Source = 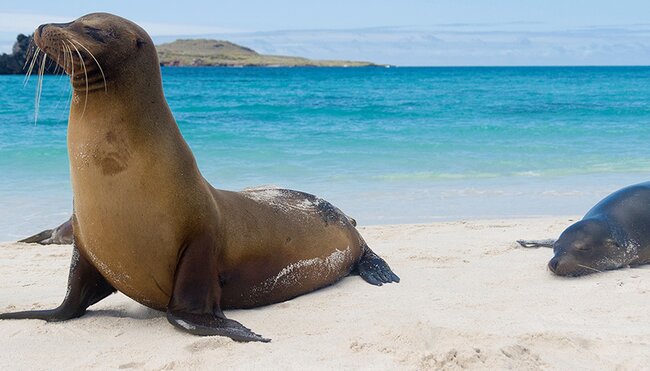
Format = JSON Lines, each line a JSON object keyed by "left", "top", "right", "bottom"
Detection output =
{"left": 1, "top": 67, "right": 649, "bottom": 240}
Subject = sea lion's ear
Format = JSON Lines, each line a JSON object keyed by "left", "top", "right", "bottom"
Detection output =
{"left": 135, "top": 38, "right": 147, "bottom": 48}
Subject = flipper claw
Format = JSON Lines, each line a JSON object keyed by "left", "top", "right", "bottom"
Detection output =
{"left": 357, "top": 249, "right": 400, "bottom": 286}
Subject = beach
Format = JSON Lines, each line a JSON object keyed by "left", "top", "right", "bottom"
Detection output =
{"left": 1, "top": 216, "right": 648, "bottom": 370}
{"left": 2, "top": 2, "right": 650, "bottom": 369}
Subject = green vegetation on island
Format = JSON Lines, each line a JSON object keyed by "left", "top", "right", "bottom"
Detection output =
{"left": 156, "top": 39, "right": 378, "bottom": 67}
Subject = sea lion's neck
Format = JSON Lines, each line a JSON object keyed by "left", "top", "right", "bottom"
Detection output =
{"left": 67, "top": 77, "right": 201, "bottom": 180}
{"left": 68, "top": 75, "right": 175, "bottom": 138}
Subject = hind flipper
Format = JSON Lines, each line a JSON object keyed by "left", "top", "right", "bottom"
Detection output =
{"left": 356, "top": 247, "right": 400, "bottom": 286}
{"left": 18, "top": 229, "right": 55, "bottom": 244}
{"left": 516, "top": 239, "right": 556, "bottom": 248}
{"left": 18, "top": 217, "right": 74, "bottom": 245}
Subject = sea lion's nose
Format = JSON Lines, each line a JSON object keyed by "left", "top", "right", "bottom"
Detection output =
{"left": 37, "top": 24, "right": 45, "bottom": 38}
{"left": 548, "top": 257, "right": 559, "bottom": 273}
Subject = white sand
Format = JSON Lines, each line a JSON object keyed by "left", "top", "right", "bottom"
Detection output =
{"left": 1, "top": 216, "right": 649, "bottom": 370}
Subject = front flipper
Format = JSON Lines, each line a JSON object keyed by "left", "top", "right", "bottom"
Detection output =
{"left": 516, "top": 239, "right": 556, "bottom": 248}
{"left": 166, "top": 233, "right": 269, "bottom": 342}
{"left": 0, "top": 246, "right": 116, "bottom": 321}
{"left": 355, "top": 247, "right": 400, "bottom": 286}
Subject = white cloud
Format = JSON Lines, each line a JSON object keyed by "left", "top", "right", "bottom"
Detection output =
{"left": 204, "top": 25, "right": 650, "bottom": 66}
{"left": 0, "top": 12, "right": 243, "bottom": 36}
{"left": 138, "top": 22, "right": 243, "bottom": 36}
{"left": 0, "top": 12, "right": 71, "bottom": 33}
{"left": 2, "top": 13, "right": 650, "bottom": 65}
{"left": 0, "top": 11, "right": 244, "bottom": 54}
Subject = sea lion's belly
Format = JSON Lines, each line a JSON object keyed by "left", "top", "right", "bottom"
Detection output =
{"left": 216, "top": 189, "right": 364, "bottom": 308}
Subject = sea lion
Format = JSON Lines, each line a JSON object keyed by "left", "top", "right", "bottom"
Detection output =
{"left": 518, "top": 182, "right": 650, "bottom": 276}
{"left": 0, "top": 13, "right": 399, "bottom": 342}
{"left": 19, "top": 217, "right": 73, "bottom": 245}
{"left": 19, "top": 210, "right": 355, "bottom": 245}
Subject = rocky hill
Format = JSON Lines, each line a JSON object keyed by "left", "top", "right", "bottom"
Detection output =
{"left": 0, "top": 34, "right": 60, "bottom": 75}
{"left": 0, "top": 34, "right": 33, "bottom": 74}
{"left": 157, "top": 39, "right": 377, "bottom": 67}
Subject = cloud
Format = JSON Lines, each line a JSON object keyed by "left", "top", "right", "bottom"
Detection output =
{"left": 0, "top": 11, "right": 244, "bottom": 55}
{"left": 1, "top": 13, "right": 649, "bottom": 65}
{"left": 194, "top": 24, "right": 650, "bottom": 66}
{"left": 0, "top": 12, "right": 71, "bottom": 33}
{"left": 0, "top": 12, "right": 243, "bottom": 36}
{"left": 134, "top": 22, "right": 243, "bottom": 37}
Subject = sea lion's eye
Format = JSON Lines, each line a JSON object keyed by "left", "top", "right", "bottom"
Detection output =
{"left": 84, "top": 26, "right": 108, "bottom": 43}
{"left": 575, "top": 244, "right": 592, "bottom": 251}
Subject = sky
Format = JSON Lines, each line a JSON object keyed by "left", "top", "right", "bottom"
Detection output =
{"left": 1, "top": 1, "right": 650, "bottom": 66}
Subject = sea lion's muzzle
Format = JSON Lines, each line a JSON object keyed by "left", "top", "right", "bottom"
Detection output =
{"left": 548, "top": 257, "right": 560, "bottom": 273}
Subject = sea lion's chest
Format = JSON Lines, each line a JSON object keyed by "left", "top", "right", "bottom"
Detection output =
{"left": 75, "top": 214, "right": 179, "bottom": 310}
{"left": 69, "top": 132, "right": 185, "bottom": 310}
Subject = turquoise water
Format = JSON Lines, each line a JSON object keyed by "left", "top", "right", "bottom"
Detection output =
{"left": 1, "top": 67, "right": 649, "bottom": 240}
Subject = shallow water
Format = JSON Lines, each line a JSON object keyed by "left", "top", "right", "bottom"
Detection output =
{"left": 0, "top": 66, "right": 649, "bottom": 240}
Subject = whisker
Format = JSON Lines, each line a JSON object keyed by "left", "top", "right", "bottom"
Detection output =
{"left": 52, "top": 42, "right": 64, "bottom": 76}
{"left": 58, "top": 42, "right": 68, "bottom": 79}
{"left": 45, "top": 54, "right": 55, "bottom": 70}
{"left": 62, "top": 42, "right": 71, "bottom": 75}
{"left": 61, "top": 42, "right": 67, "bottom": 72}
{"left": 64, "top": 41, "right": 75, "bottom": 88}
{"left": 24, "top": 47, "right": 40, "bottom": 86}
{"left": 23, "top": 40, "right": 36, "bottom": 70}
{"left": 62, "top": 43, "right": 74, "bottom": 110}
{"left": 34, "top": 53, "right": 47, "bottom": 124}
{"left": 70, "top": 39, "right": 107, "bottom": 93}
{"left": 576, "top": 264, "right": 602, "bottom": 273}
{"left": 69, "top": 41, "right": 89, "bottom": 118}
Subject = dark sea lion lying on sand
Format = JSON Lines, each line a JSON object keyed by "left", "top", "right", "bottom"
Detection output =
{"left": 518, "top": 182, "right": 650, "bottom": 276}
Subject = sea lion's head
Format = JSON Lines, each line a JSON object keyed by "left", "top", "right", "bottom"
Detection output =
{"left": 548, "top": 218, "right": 626, "bottom": 276}
{"left": 32, "top": 12, "right": 158, "bottom": 93}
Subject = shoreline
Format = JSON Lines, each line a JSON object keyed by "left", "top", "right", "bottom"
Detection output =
{"left": 1, "top": 216, "right": 648, "bottom": 370}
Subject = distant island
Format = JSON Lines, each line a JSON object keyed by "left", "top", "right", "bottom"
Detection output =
{"left": 0, "top": 34, "right": 34, "bottom": 74}
{"left": 157, "top": 39, "right": 378, "bottom": 67}
{"left": 0, "top": 34, "right": 379, "bottom": 74}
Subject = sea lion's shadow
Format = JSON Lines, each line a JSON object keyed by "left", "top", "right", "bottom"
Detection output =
{"left": 85, "top": 307, "right": 162, "bottom": 321}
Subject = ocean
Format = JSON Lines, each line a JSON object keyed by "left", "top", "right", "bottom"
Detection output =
{"left": 0, "top": 66, "right": 649, "bottom": 241}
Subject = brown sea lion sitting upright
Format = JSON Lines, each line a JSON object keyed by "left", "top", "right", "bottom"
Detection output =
{"left": 0, "top": 13, "right": 399, "bottom": 342}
